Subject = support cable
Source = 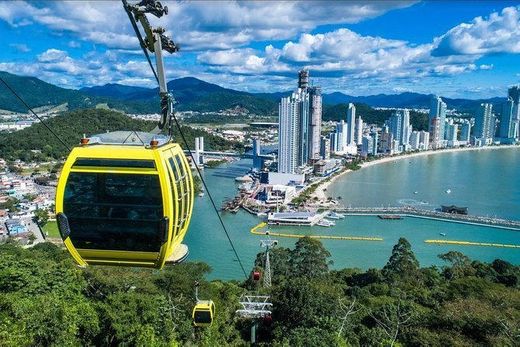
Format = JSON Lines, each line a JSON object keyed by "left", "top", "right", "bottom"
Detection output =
{"left": 122, "top": 0, "right": 248, "bottom": 279}
{"left": 0, "top": 77, "right": 71, "bottom": 152}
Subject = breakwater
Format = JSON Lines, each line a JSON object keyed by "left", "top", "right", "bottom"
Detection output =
{"left": 332, "top": 206, "right": 520, "bottom": 230}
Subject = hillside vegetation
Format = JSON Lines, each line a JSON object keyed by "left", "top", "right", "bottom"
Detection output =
{"left": 0, "top": 238, "right": 518, "bottom": 346}
{"left": 0, "top": 109, "right": 242, "bottom": 161}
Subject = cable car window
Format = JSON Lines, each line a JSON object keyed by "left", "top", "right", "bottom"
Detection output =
{"left": 165, "top": 163, "right": 178, "bottom": 238}
{"left": 73, "top": 159, "right": 156, "bottom": 168}
{"left": 63, "top": 172, "right": 163, "bottom": 252}
{"left": 194, "top": 310, "right": 212, "bottom": 324}
{"left": 168, "top": 157, "right": 185, "bottom": 229}
{"left": 174, "top": 154, "right": 189, "bottom": 230}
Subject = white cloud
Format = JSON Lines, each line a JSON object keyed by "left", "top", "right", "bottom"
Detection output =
{"left": 37, "top": 49, "right": 68, "bottom": 62}
{"left": 433, "top": 6, "right": 520, "bottom": 56}
{"left": 479, "top": 64, "right": 493, "bottom": 70}
{"left": 0, "top": 1, "right": 415, "bottom": 51}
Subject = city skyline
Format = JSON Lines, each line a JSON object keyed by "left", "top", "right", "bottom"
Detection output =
{"left": 0, "top": 1, "right": 519, "bottom": 98}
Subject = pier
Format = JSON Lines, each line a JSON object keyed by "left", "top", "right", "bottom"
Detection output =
{"left": 250, "top": 222, "right": 383, "bottom": 242}
{"left": 331, "top": 206, "right": 520, "bottom": 230}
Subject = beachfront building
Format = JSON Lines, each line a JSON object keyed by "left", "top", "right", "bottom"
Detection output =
{"left": 429, "top": 95, "right": 447, "bottom": 149}
{"left": 509, "top": 85, "right": 520, "bottom": 142}
{"left": 499, "top": 86, "right": 519, "bottom": 143}
{"left": 410, "top": 131, "right": 420, "bottom": 150}
{"left": 460, "top": 120, "right": 472, "bottom": 144}
{"left": 320, "top": 136, "right": 330, "bottom": 159}
{"left": 329, "top": 132, "right": 338, "bottom": 153}
{"left": 385, "top": 109, "right": 411, "bottom": 152}
{"left": 473, "top": 103, "right": 494, "bottom": 146}
{"left": 445, "top": 121, "right": 459, "bottom": 147}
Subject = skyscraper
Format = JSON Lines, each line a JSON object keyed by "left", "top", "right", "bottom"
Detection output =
{"left": 308, "top": 86, "right": 322, "bottom": 160}
{"left": 473, "top": 103, "right": 494, "bottom": 145}
{"left": 410, "top": 131, "right": 420, "bottom": 150}
{"left": 355, "top": 116, "right": 363, "bottom": 145}
{"left": 460, "top": 120, "right": 471, "bottom": 143}
{"left": 500, "top": 86, "right": 520, "bottom": 142}
{"left": 336, "top": 120, "right": 348, "bottom": 152}
{"left": 278, "top": 70, "right": 322, "bottom": 173}
{"left": 500, "top": 98, "right": 515, "bottom": 140}
{"left": 346, "top": 103, "right": 356, "bottom": 146}
{"left": 278, "top": 92, "right": 303, "bottom": 173}
{"left": 429, "top": 96, "right": 447, "bottom": 149}
{"left": 320, "top": 136, "right": 330, "bottom": 159}
{"left": 385, "top": 109, "right": 411, "bottom": 151}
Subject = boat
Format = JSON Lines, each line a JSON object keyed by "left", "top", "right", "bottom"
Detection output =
{"left": 414, "top": 191, "right": 418, "bottom": 194}
{"left": 198, "top": 192, "right": 205, "bottom": 197}
{"left": 317, "top": 219, "right": 335, "bottom": 227}
{"left": 439, "top": 232, "right": 447, "bottom": 236}
{"left": 441, "top": 205, "right": 468, "bottom": 215}
{"left": 445, "top": 189, "right": 451, "bottom": 194}
{"left": 327, "top": 212, "right": 345, "bottom": 219}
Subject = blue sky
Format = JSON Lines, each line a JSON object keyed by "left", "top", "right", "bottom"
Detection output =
{"left": 0, "top": 1, "right": 519, "bottom": 98}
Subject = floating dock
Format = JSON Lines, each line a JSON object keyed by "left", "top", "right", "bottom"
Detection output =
{"left": 250, "top": 222, "right": 383, "bottom": 242}
{"left": 425, "top": 239, "right": 520, "bottom": 249}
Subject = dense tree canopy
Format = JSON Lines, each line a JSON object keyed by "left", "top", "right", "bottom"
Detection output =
{"left": 0, "top": 237, "right": 518, "bottom": 346}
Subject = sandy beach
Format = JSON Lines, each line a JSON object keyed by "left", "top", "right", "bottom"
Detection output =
{"left": 311, "top": 144, "right": 519, "bottom": 201}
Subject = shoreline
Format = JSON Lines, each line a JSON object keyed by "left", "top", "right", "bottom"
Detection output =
{"left": 311, "top": 144, "right": 519, "bottom": 201}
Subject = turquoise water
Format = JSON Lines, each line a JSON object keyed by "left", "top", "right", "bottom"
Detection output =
{"left": 185, "top": 148, "right": 520, "bottom": 280}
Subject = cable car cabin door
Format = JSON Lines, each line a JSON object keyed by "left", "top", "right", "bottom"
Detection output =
{"left": 56, "top": 155, "right": 172, "bottom": 268}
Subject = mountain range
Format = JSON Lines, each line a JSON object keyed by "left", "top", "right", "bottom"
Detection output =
{"left": 0, "top": 71, "right": 507, "bottom": 115}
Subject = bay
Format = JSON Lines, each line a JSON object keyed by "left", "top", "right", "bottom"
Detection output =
{"left": 184, "top": 148, "right": 520, "bottom": 280}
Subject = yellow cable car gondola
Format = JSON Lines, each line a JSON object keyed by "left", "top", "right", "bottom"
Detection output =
{"left": 55, "top": 131, "right": 193, "bottom": 269}
{"left": 192, "top": 282, "right": 215, "bottom": 327}
{"left": 192, "top": 300, "right": 216, "bottom": 327}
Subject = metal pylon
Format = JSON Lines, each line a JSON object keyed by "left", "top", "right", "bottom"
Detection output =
{"left": 260, "top": 235, "right": 277, "bottom": 288}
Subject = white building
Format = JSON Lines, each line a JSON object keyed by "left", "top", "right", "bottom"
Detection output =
{"left": 385, "top": 109, "right": 411, "bottom": 152}
{"left": 473, "top": 103, "right": 494, "bottom": 145}
{"left": 278, "top": 90, "right": 309, "bottom": 173}
{"left": 346, "top": 103, "right": 356, "bottom": 146}
{"left": 429, "top": 96, "right": 447, "bottom": 149}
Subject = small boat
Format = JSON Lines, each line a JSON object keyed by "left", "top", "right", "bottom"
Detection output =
{"left": 327, "top": 212, "right": 345, "bottom": 219}
{"left": 317, "top": 220, "right": 335, "bottom": 227}
{"left": 198, "top": 192, "right": 205, "bottom": 197}
{"left": 414, "top": 191, "right": 418, "bottom": 194}
{"left": 439, "top": 232, "right": 447, "bottom": 236}
{"left": 445, "top": 189, "right": 451, "bottom": 194}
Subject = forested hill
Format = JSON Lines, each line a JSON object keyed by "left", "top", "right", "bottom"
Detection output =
{"left": 0, "top": 72, "right": 277, "bottom": 115}
{"left": 0, "top": 109, "right": 241, "bottom": 162}
{"left": 2, "top": 71, "right": 506, "bottom": 117}
{"left": 0, "top": 237, "right": 518, "bottom": 345}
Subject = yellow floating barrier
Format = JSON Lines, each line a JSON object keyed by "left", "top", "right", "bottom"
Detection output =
{"left": 425, "top": 239, "right": 520, "bottom": 249}
{"left": 250, "top": 222, "right": 383, "bottom": 241}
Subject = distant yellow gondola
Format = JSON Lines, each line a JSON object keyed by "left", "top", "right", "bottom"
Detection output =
{"left": 193, "top": 300, "right": 216, "bottom": 327}
{"left": 55, "top": 131, "right": 194, "bottom": 269}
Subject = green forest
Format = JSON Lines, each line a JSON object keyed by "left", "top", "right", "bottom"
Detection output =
{"left": 0, "top": 109, "right": 242, "bottom": 162}
{"left": 0, "top": 237, "right": 518, "bottom": 346}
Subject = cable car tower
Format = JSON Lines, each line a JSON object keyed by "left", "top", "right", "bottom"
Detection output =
{"left": 260, "top": 231, "right": 277, "bottom": 288}
{"left": 236, "top": 231, "right": 276, "bottom": 344}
